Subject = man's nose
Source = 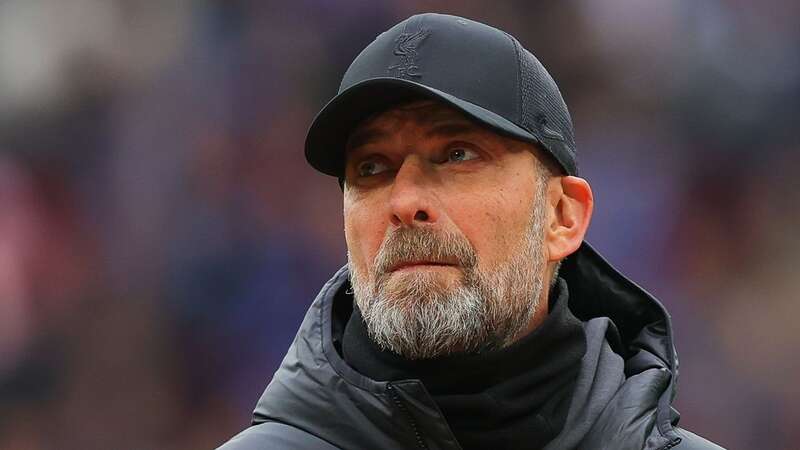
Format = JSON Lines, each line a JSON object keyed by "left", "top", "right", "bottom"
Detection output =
{"left": 388, "top": 156, "right": 438, "bottom": 227}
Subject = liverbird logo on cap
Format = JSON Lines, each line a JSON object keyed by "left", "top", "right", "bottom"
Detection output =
{"left": 388, "top": 29, "right": 429, "bottom": 79}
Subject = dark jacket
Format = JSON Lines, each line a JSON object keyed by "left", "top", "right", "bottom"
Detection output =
{"left": 218, "top": 242, "right": 725, "bottom": 450}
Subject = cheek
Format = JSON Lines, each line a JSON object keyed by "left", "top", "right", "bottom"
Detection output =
{"left": 448, "top": 185, "right": 534, "bottom": 267}
{"left": 344, "top": 201, "right": 388, "bottom": 272}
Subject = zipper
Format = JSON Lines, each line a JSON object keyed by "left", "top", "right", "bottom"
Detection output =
{"left": 387, "top": 383, "right": 430, "bottom": 450}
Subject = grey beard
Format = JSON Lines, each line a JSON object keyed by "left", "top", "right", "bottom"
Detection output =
{"left": 348, "top": 198, "right": 547, "bottom": 360}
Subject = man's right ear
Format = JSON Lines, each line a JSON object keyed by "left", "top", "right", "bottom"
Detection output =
{"left": 544, "top": 176, "right": 593, "bottom": 262}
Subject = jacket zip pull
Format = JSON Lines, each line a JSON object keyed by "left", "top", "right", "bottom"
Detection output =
{"left": 387, "top": 383, "right": 430, "bottom": 450}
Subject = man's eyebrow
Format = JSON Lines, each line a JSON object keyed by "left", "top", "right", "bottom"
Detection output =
{"left": 346, "top": 119, "right": 480, "bottom": 152}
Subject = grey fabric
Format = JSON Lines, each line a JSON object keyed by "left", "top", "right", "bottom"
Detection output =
{"left": 218, "top": 242, "right": 726, "bottom": 450}
{"left": 218, "top": 422, "right": 341, "bottom": 450}
{"left": 543, "top": 318, "right": 626, "bottom": 450}
{"left": 673, "top": 428, "right": 727, "bottom": 450}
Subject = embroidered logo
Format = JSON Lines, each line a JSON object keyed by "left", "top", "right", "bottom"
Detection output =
{"left": 388, "top": 29, "right": 429, "bottom": 79}
{"left": 535, "top": 113, "right": 564, "bottom": 141}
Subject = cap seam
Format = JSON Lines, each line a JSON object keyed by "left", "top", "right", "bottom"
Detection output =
{"left": 502, "top": 31, "right": 522, "bottom": 126}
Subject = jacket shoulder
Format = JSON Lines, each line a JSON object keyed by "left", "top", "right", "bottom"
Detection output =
{"left": 673, "top": 427, "right": 726, "bottom": 450}
{"left": 217, "top": 421, "right": 342, "bottom": 450}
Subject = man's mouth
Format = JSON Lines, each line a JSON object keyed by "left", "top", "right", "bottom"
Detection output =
{"left": 389, "top": 261, "right": 458, "bottom": 272}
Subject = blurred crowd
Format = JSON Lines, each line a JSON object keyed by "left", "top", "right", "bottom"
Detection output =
{"left": 0, "top": 1, "right": 798, "bottom": 448}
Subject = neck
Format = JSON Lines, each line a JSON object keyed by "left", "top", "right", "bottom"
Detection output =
{"left": 511, "top": 279, "right": 553, "bottom": 345}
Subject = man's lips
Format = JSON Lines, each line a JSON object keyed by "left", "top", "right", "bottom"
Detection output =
{"left": 389, "top": 261, "right": 458, "bottom": 272}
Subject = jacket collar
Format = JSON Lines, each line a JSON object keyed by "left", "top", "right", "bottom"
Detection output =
{"left": 561, "top": 241, "right": 680, "bottom": 440}
{"left": 253, "top": 240, "right": 682, "bottom": 448}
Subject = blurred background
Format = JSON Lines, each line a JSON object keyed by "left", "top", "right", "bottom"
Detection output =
{"left": 0, "top": 0, "right": 798, "bottom": 448}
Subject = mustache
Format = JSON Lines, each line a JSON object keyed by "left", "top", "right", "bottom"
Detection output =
{"left": 374, "top": 226, "right": 478, "bottom": 276}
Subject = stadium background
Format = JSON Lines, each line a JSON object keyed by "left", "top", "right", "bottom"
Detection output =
{"left": 1, "top": 1, "right": 798, "bottom": 448}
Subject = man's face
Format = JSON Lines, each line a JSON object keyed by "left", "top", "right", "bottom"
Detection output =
{"left": 343, "top": 99, "right": 553, "bottom": 359}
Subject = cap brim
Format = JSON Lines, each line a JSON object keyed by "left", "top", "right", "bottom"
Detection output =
{"left": 305, "top": 77, "right": 542, "bottom": 177}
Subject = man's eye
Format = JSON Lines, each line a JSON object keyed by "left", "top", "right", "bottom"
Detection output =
{"left": 447, "top": 147, "right": 479, "bottom": 163}
{"left": 357, "top": 160, "right": 390, "bottom": 177}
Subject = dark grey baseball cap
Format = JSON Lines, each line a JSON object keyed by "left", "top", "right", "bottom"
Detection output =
{"left": 305, "top": 13, "right": 578, "bottom": 178}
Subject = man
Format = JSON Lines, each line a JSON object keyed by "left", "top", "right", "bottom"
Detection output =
{"left": 220, "top": 13, "right": 724, "bottom": 450}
